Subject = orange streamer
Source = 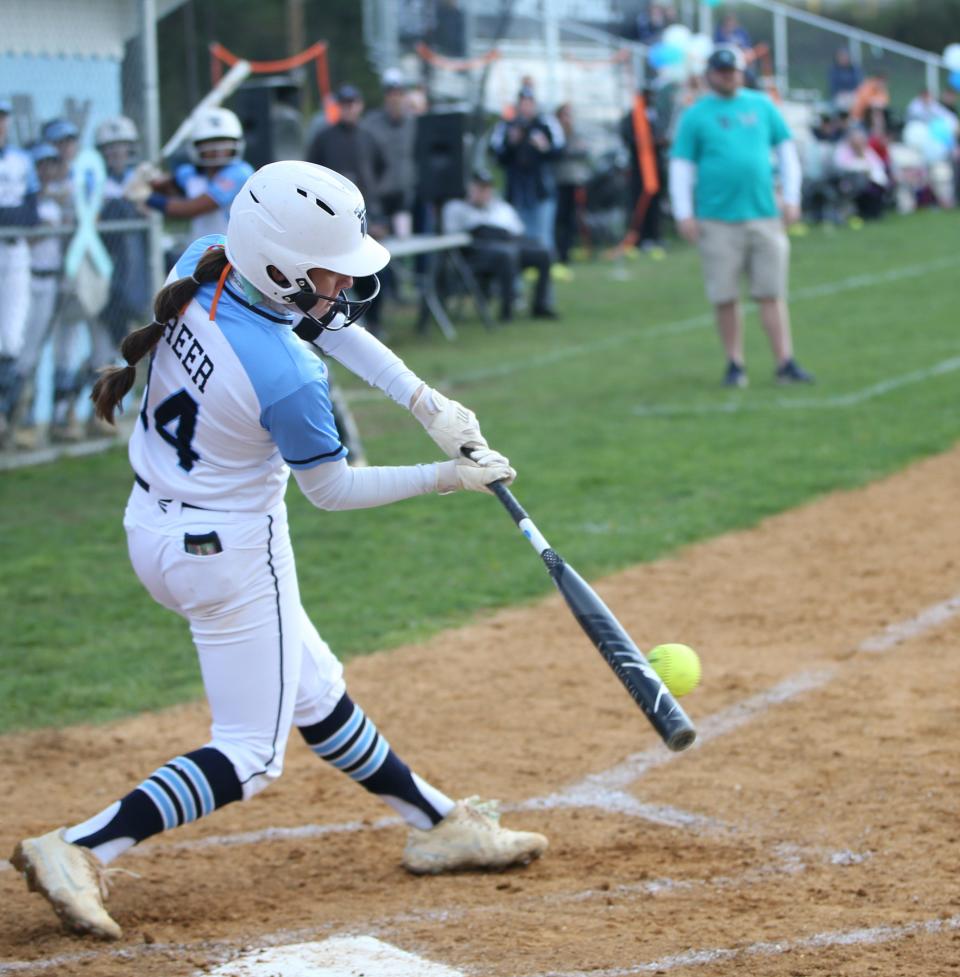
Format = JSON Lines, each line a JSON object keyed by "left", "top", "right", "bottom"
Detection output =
{"left": 415, "top": 42, "right": 500, "bottom": 72}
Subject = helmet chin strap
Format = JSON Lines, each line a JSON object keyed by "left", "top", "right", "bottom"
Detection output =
{"left": 289, "top": 274, "right": 381, "bottom": 338}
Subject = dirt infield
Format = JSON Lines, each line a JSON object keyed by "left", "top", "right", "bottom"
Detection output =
{"left": 3, "top": 445, "right": 959, "bottom": 976}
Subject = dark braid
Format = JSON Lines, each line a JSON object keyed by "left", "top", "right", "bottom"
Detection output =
{"left": 91, "top": 248, "right": 229, "bottom": 423}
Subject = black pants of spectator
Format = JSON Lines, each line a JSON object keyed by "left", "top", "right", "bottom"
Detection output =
{"left": 626, "top": 151, "right": 665, "bottom": 246}
{"left": 466, "top": 238, "right": 551, "bottom": 321}
{"left": 854, "top": 182, "right": 887, "bottom": 220}
{"left": 554, "top": 183, "right": 582, "bottom": 264}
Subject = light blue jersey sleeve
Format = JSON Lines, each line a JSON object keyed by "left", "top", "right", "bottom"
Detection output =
{"left": 261, "top": 379, "right": 347, "bottom": 469}
{"left": 205, "top": 161, "right": 254, "bottom": 210}
{"left": 173, "top": 162, "right": 197, "bottom": 194}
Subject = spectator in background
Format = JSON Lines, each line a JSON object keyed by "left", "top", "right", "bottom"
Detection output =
{"left": 95, "top": 117, "right": 150, "bottom": 367}
{"left": 713, "top": 12, "right": 752, "bottom": 52}
{"left": 632, "top": 2, "right": 676, "bottom": 45}
{"left": 307, "top": 83, "right": 389, "bottom": 336}
{"left": 669, "top": 46, "right": 812, "bottom": 388}
{"left": 553, "top": 103, "right": 590, "bottom": 267}
{"left": 488, "top": 85, "right": 565, "bottom": 255}
{"left": 307, "top": 85, "right": 387, "bottom": 223}
{"left": 432, "top": 0, "right": 466, "bottom": 57}
{"left": 9, "top": 142, "right": 68, "bottom": 446}
{"left": 620, "top": 88, "right": 667, "bottom": 251}
{"left": 906, "top": 89, "right": 958, "bottom": 128}
{"left": 0, "top": 98, "right": 38, "bottom": 440}
{"left": 849, "top": 73, "right": 890, "bottom": 125}
{"left": 361, "top": 69, "right": 417, "bottom": 239}
{"left": 441, "top": 170, "right": 557, "bottom": 321}
{"left": 39, "top": 118, "right": 89, "bottom": 440}
{"left": 833, "top": 123, "right": 889, "bottom": 220}
{"left": 827, "top": 48, "right": 862, "bottom": 113}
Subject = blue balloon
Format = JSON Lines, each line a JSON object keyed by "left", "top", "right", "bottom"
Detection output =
{"left": 950, "top": 70, "right": 960, "bottom": 92}
{"left": 929, "top": 116, "right": 955, "bottom": 147}
{"left": 649, "top": 42, "right": 685, "bottom": 69}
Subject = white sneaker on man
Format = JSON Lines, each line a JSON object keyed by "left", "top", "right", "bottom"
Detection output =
{"left": 10, "top": 829, "right": 122, "bottom": 940}
{"left": 402, "top": 797, "right": 548, "bottom": 874}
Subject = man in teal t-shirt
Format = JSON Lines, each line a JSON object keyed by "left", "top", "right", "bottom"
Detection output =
{"left": 669, "top": 46, "right": 813, "bottom": 387}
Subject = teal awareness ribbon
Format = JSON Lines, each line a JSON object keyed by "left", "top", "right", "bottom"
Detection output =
{"left": 64, "top": 147, "right": 113, "bottom": 280}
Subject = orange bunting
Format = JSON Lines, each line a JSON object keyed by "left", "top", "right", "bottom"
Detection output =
{"left": 415, "top": 42, "right": 501, "bottom": 72}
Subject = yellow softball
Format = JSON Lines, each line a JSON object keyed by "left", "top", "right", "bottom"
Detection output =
{"left": 647, "top": 643, "right": 701, "bottom": 697}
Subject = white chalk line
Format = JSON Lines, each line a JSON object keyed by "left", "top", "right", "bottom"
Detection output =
{"left": 535, "top": 914, "right": 960, "bottom": 977}
{"left": 0, "top": 846, "right": 864, "bottom": 976}
{"left": 632, "top": 353, "right": 960, "bottom": 417}
{"left": 3, "top": 595, "right": 959, "bottom": 974}
{"left": 859, "top": 592, "right": 960, "bottom": 653}
{"left": 340, "top": 254, "right": 958, "bottom": 402}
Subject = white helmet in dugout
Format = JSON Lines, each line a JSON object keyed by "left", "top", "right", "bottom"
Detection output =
{"left": 188, "top": 107, "right": 245, "bottom": 165}
{"left": 226, "top": 161, "right": 389, "bottom": 326}
{"left": 94, "top": 116, "right": 139, "bottom": 147}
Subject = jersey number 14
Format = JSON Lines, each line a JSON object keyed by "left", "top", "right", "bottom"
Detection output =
{"left": 142, "top": 388, "right": 201, "bottom": 472}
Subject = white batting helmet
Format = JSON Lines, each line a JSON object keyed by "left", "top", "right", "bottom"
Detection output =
{"left": 188, "top": 107, "right": 245, "bottom": 165}
{"left": 226, "top": 161, "right": 389, "bottom": 326}
{"left": 95, "top": 116, "right": 139, "bottom": 147}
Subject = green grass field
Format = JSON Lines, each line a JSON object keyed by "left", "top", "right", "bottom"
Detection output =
{"left": 2, "top": 210, "right": 958, "bottom": 733}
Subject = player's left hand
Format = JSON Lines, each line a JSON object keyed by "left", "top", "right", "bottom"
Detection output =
{"left": 410, "top": 385, "right": 490, "bottom": 459}
{"left": 124, "top": 161, "right": 164, "bottom": 204}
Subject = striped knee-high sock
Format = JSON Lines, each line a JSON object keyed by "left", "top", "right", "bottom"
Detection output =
{"left": 64, "top": 747, "right": 242, "bottom": 864}
{"left": 299, "top": 693, "right": 454, "bottom": 830}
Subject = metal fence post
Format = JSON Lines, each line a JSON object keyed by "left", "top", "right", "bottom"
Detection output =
{"left": 140, "top": 0, "right": 164, "bottom": 295}
{"left": 773, "top": 6, "right": 788, "bottom": 95}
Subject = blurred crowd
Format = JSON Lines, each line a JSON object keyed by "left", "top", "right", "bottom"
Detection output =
{"left": 2, "top": 1, "right": 958, "bottom": 449}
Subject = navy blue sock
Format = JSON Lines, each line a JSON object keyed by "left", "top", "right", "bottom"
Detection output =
{"left": 65, "top": 747, "right": 243, "bottom": 862}
{"left": 299, "top": 693, "right": 452, "bottom": 828}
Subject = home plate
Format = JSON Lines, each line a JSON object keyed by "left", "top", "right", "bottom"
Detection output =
{"left": 204, "top": 935, "right": 465, "bottom": 976}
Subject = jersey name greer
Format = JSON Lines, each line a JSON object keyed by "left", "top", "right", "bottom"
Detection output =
{"left": 162, "top": 318, "right": 215, "bottom": 392}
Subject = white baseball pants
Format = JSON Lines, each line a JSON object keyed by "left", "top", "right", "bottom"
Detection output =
{"left": 124, "top": 486, "right": 347, "bottom": 800}
{"left": 0, "top": 239, "right": 31, "bottom": 357}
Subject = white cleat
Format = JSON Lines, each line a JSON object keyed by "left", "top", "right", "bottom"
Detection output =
{"left": 403, "top": 796, "right": 548, "bottom": 875}
{"left": 10, "top": 829, "right": 122, "bottom": 940}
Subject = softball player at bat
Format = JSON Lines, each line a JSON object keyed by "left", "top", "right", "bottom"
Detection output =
{"left": 10, "top": 161, "right": 547, "bottom": 941}
{"left": 135, "top": 107, "right": 253, "bottom": 237}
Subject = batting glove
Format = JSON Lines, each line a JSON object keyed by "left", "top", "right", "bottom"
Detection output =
{"left": 436, "top": 453, "right": 516, "bottom": 495}
{"left": 410, "top": 385, "right": 489, "bottom": 459}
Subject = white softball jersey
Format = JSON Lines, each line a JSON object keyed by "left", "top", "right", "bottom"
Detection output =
{"left": 0, "top": 145, "right": 38, "bottom": 356}
{"left": 129, "top": 234, "right": 348, "bottom": 512}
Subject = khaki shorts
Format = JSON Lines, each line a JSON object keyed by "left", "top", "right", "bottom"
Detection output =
{"left": 697, "top": 218, "right": 789, "bottom": 305}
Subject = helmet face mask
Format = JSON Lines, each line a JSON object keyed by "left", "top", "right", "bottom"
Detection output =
{"left": 226, "top": 161, "right": 389, "bottom": 331}
{"left": 188, "top": 108, "right": 245, "bottom": 166}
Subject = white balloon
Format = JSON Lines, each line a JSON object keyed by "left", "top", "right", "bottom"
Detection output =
{"left": 902, "top": 119, "right": 929, "bottom": 152}
{"left": 687, "top": 33, "right": 714, "bottom": 59}
{"left": 943, "top": 42, "right": 960, "bottom": 71}
{"left": 662, "top": 24, "right": 693, "bottom": 51}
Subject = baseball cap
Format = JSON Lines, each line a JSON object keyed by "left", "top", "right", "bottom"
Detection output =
{"left": 382, "top": 68, "right": 407, "bottom": 91}
{"left": 335, "top": 83, "right": 362, "bottom": 103}
{"left": 471, "top": 167, "right": 494, "bottom": 185}
{"left": 707, "top": 46, "right": 746, "bottom": 72}
{"left": 42, "top": 119, "right": 80, "bottom": 143}
{"left": 0, "top": 98, "right": 11, "bottom": 115}
{"left": 30, "top": 142, "right": 59, "bottom": 163}
{"left": 517, "top": 84, "right": 536, "bottom": 100}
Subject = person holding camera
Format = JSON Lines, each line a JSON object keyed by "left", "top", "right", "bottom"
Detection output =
{"left": 488, "top": 85, "right": 565, "bottom": 255}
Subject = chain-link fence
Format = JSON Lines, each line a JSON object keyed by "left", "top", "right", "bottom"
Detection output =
{"left": 0, "top": 0, "right": 165, "bottom": 457}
